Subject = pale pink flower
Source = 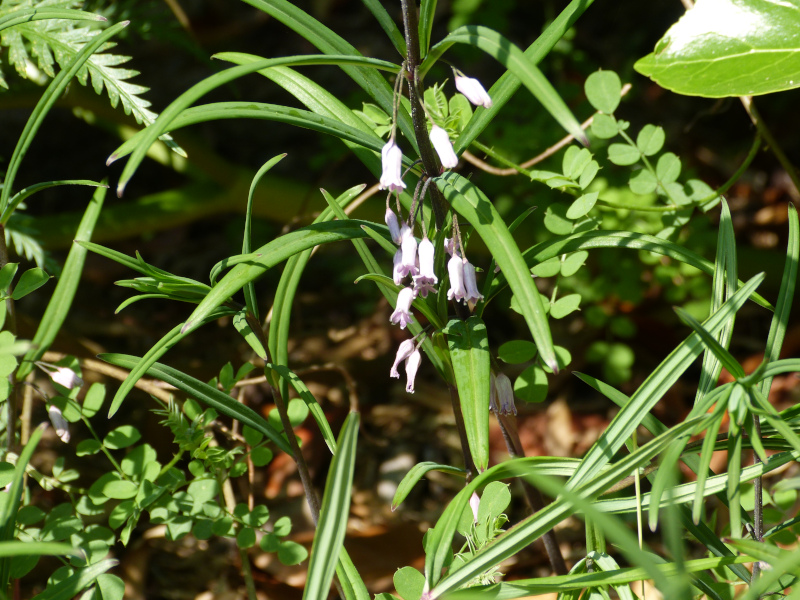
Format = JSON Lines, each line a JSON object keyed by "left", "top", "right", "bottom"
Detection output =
{"left": 463, "top": 259, "right": 484, "bottom": 304}
{"left": 50, "top": 367, "right": 83, "bottom": 390}
{"left": 469, "top": 492, "right": 481, "bottom": 523}
{"left": 494, "top": 373, "right": 517, "bottom": 416}
{"left": 390, "top": 287, "right": 415, "bottom": 329}
{"left": 392, "top": 249, "right": 405, "bottom": 285}
{"left": 385, "top": 207, "right": 403, "bottom": 244}
{"left": 379, "top": 140, "right": 406, "bottom": 192}
{"left": 397, "top": 224, "right": 418, "bottom": 278}
{"left": 405, "top": 349, "right": 421, "bottom": 393}
{"left": 443, "top": 237, "right": 457, "bottom": 257}
{"left": 413, "top": 237, "right": 438, "bottom": 298}
{"left": 390, "top": 339, "right": 416, "bottom": 378}
{"left": 447, "top": 254, "right": 466, "bottom": 302}
{"left": 48, "top": 405, "right": 70, "bottom": 443}
{"left": 430, "top": 125, "right": 458, "bottom": 169}
{"left": 455, "top": 75, "right": 493, "bottom": 109}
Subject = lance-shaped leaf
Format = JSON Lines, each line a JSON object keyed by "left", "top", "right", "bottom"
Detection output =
{"left": 444, "top": 317, "right": 491, "bottom": 472}
{"left": 303, "top": 413, "right": 359, "bottom": 600}
{"left": 634, "top": 0, "right": 800, "bottom": 97}
{"left": 436, "top": 173, "right": 557, "bottom": 371}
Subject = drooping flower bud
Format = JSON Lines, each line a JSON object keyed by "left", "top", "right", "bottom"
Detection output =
{"left": 397, "top": 224, "right": 418, "bottom": 278}
{"left": 379, "top": 140, "right": 406, "bottom": 192}
{"left": 393, "top": 248, "right": 405, "bottom": 285}
{"left": 443, "top": 237, "right": 457, "bottom": 257}
{"left": 455, "top": 75, "right": 493, "bottom": 109}
{"left": 446, "top": 254, "right": 466, "bottom": 302}
{"left": 469, "top": 492, "right": 481, "bottom": 523}
{"left": 463, "top": 259, "right": 484, "bottom": 305}
{"left": 390, "top": 287, "right": 416, "bottom": 329}
{"left": 494, "top": 373, "right": 517, "bottom": 416}
{"left": 429, "top": 125, "right": 458, "bottom": 169}
{"left": 405, "top": 349, "right": 422, "bottom": 393}
{"left": 489, "top": 372, "right": 499, "bottom": 413}
{"left": 385, "top": 207, "right": 403, "bottom": 244}
{"left": 390, "top": 339, "right": 416, "bottom": 378}
{"left": 50, "top": 367, "right": 83, "bottom": 390}
{"left": 413, "top": 237, "right": 438, "bottom": 298}
{"left": 48, "top": 405, "right": 70, "bottom": 443}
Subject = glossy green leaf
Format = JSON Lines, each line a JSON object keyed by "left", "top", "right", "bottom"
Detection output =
{"left": 436, "top": 173, "right": 557, "bottom": 370}
{"left": 634, "top": 0, "right": 800, "bottom": 97}
{"left": 591, "top": 113, "right": 619, "bottom": 139}
{"left": 10, "top": 268, "right": 49, "bottom": 301}
{"left": 513, "top": 365, "right": 548, "bottom": 403}
{"left": 98, "top": 354, "right": 293, "bottom": 455}
{"left": 636, "top": 124, "right": 665, "bottom": 156}
{"left": 303, "top": 413, "right": 359, "bottom": 600}
{"left": 445, "top": 317, "right": 491, "bottom": 472}
{"left": 395, "top": 567, "right": 425, "bottom": 600}
{"left": 422, "top": 26, "right": 587, "bottom": 145}
{"left": 17, "top": 186, "right": 105, "bottom": 379}
{"left": 0, "top": 21, "right": 128, "bottom": 217}
{"left": 0, "top": 541, "right": 75, "bottom": 558}
{"left": 497, "top": 340, "right": 538, "bottom": 364}
{"left": 566, "top": 192, "right": 598, "bottom": 219}
{"left": 608, "top": 143, "right": 640, "bottom": 166}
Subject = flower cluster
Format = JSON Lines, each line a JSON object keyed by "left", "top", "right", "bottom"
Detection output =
{"left": 381, "top": 71, "right": 492, "bottom": 394}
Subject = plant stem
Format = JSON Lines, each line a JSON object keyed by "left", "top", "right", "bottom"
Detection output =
{"left": 496, "top": 413, "right": 568, "bottom": 575}
{"left": 448, "top": 384, "right": 477, "bottom": 481}
{"left": 752, "top": 415, "right": 764, "bottom": 583}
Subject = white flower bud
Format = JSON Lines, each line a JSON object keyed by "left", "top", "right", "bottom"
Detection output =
{"left": 429, "top": 125, "right": 458, "bottom": 169}
{"left": 379, "top": 141, "right": 406, "bottom": 192}
{"left": 455, "top": 75, "right": 493, "bottom": 109}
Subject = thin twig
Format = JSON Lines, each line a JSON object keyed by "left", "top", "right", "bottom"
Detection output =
{"left": 463, "top": 84, "right": 632, "bottom": 176}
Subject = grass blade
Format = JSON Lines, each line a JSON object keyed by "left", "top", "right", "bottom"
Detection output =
{"left": 303, "top": 413, "right": 359, "bottom": 600}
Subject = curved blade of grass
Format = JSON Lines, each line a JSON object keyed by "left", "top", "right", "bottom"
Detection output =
{"left": 303, "top": 412, "right": 359, "bottom": 600}
{"left": 759, "top": 203, "right": 799, "bottom": 398}
{"left": 30, "top": 558, "right": 117, "bottom": 600}
{"left": 336, "top": 548, "right": 370, "bottom": 600}
{"left": 0, "top": 20, "right": 128, "bottom": 216}
{"left": 421, "top": 25, "right": 586, "bottom": 145}
{"left": 99, "top": 353, "right": 293, "bottom": 455}
{"left": 244, "top": 154, "right": 286, "bottom": 320}
{"left": 0, "top": 541, "right": 75, "bottom": 558}
{"left": 240, "top": 0, "right": 414, "bottom": 146}
{"left": 392, "top": 462, "right": 466, "bottom": 511}
{"left": 1, "top": 180, "right": 106, "bottom": 225}
{"left": 0, "top": 426, "right": 43, "bottom": 590}
{"left": 112, "top": 55, "right": 399, "bottom": 196}
{"left": 487, "top": 230, "right": 771, "bottom": 309}
{"left": 108, "top": 221, "right": 371, "bottom": 413}
{"left": 0, "top": 8, "right": 104, "bottom": 33}
{"left": 452, "top": 0, "right": 594, "bottom": 154}
{"left": 267, "top": 363, "right": 336, "bottom": 454}
{"left": 110, "top": 103, "right": 385, "bottom": 163}
{"left": 445, "top": 556, "right": 754, "bottom": 600}
{"left": 426, "top": 417, "right": 703, "bottom": 594}
{"left": 565, "top": 274, "right": 763, "bottom": 492}
{"left": 105, "top": 307, "right": 236, "bottom": 416}
{"left": 436, "top": 172, "right": 557, "bottom": 371}
{"left": 692, "top": 407, "right": 725, "bottom": 523}
{"left": 17, "top": 185, "right": 106, "bottom": 379}
{"left": 444, "top": 317, "right": 491, "bottom": 472}
{"left": 695, "top": 199, "right": 738, "bottom": 403}
{"left": 361, "top": 0, "right": 406, "bottom": 56}
{"left": 761, "top": 359, "right": 800, "bottom": 379}
{"left": 675, "top": 307, "right": 745, "bottom": 379}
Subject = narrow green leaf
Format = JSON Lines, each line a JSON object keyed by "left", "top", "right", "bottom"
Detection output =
{"left": 0, "top": 21, "right": 128, "bottom": 216}
{"left": 0, "top": 8, "right": 104, "bottom": 34}
{"left": 675, "top": 307, "right": 745, "bottom": 379}
{"left": 445, "top": 317, "right": 491, "bottom": 472}
{"left": 361, "top": 0, "right": 406, "bottom": 56}
{"left": 0, "top": 426, "right": 43, "bottom": 591}
{"left": 0, "top": 541, "right": 75, "bottom": 558}
{"left": 418, "top": 0, "right": 437, "bottom": 56}
{"left": 436, "top": 172, "right": 557, "bottom": 371}
{"left": 17, "top": 185, "right": 105, "bottom": 379}
{"left": 99, "top": 353, "right": 293, "bottom": 455}
{"left": 244, "top": 155, "right": 286, "bottom": 320}
{"left": 303, "top": 413, "right": 359, "bottom": 600}
{"left": 392, "top": 462, "right": 466, "bottom": 511}
{"left": 2, "top": 180, "right": 106, "bottom": 225}
{"left": 335, "top": 548, "right": 371, "bottom": 600}
{"left": 422, "top": 26, "right": 586, "bottom": 144}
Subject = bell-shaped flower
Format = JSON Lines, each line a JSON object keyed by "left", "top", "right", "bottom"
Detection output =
{"left": 50, "top": 366, "right": 83, "bottom": 390}
{"left": 443, "top": 237, "right": 457, "bottom": 257}
{"left": 446, "top": 254, "right": 466, "bottom": 302}
{"left": 469, "top": 492, "right": 481, "bottom": 523}
{"left": 392, "top": 248, "right": 405, "bottom": 285}
{"left": 455, "top": 75, "right": 493, "bottom": 109}
{"left": 390, "top": 339, "right": 416, "bottom": 378}
{"left": 48, "top": 405, "right": 70, "bottom": 443}
{"left": 405, "top": 349, "right": 422, "bottom": 393}
{"left": 385, "top": 207, "right": 403, "bottom": 244}
{"left": 463, "top": 259, "right": 484, "bottom": 304}
{"left": 390, "top": 287, "right": 415, "bottom": 329}
{"left": 397, "top": 224, "right": 418, "bottom": 278}
{"left": 379, "top": 140, "right": 406, "bottom": 192}
{"left": 489, "top": 372, "right": 499, "bottom": 413}
{"left": 494, "top": 373, "right": 517, "bottom": 416}
{"left": 413, "top": 237, "right": 438, "bottom": 298}
{"left": 429, "top": 125, "right": 458, "bottom": 169}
